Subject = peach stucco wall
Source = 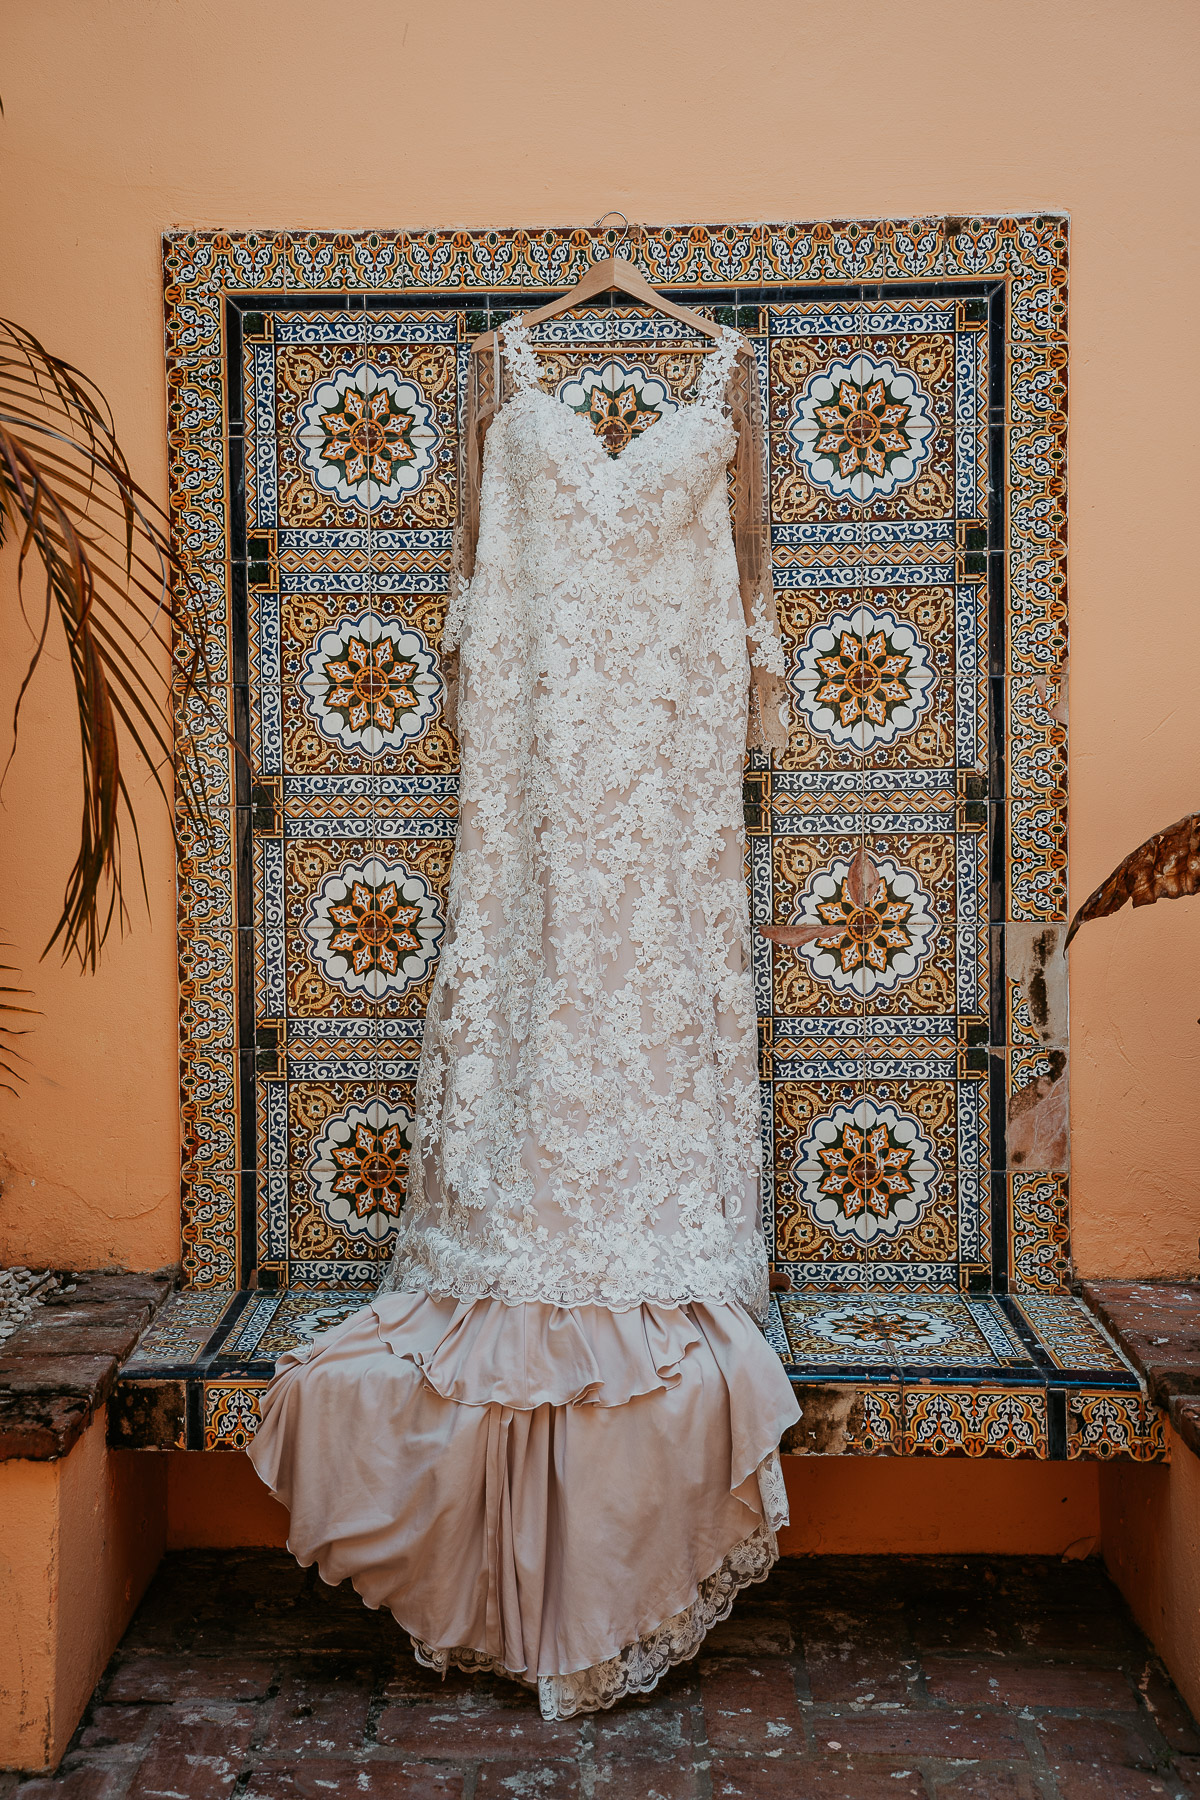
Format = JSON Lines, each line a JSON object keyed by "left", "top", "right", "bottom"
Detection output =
{"left": 0, "top": 1419, "right": 165, "bottom": 1770}
{"left": 0, "top": 0, "right": 1197, "bottom": 1276}
{"left": 163, "top": 1447, "right": 1103, "bottom": 1559}
{"left": 1102, "top": 1429, "right": 1200, "bottom": 1724}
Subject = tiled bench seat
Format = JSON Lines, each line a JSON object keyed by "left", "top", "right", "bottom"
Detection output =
{"left": 81, "top": 1278, "right": 1184, "bottom": 1462}
{"left": 4, "top": 1274, "right": 1189, "bottom": 1465}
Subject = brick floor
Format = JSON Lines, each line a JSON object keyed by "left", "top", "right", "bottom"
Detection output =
{"left": 2, "top": 1552, "right": 1197, "bottom": 1799}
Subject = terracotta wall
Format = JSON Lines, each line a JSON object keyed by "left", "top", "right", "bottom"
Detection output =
{"left": 0, "top": 1421, "right": 166, "bottom": 1769}
{"left": 164, "top": 1447, "right": 1102, "bottom": 1558}
{"left": 1102, "top": 1431, "right": 1200, "bottom": 1723}
{"left": 0, "top": 0, "right": 1197, "bottom": 1277}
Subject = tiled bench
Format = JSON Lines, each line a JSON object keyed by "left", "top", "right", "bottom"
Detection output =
{"left": 71, "top": 1277, "right": 1183, "bottom": 1462}
{"left": 4, "top": 1273, "right": 1190, "bottom": 1466}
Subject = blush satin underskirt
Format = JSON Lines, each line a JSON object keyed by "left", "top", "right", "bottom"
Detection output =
{"left": 247, "top": 1291, "right": 800, "bottom": 1718}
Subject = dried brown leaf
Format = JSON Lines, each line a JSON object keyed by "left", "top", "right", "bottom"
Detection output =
{"left": 1066, "top": 813, "right": 1200, "bottom": 947}
{"left": 0, "top": 953, "right": 35, "bottom": 1092}
{"left": 846, "top": 847, "right": 882, "bottom": 910}
{"left": 758, "top": 921, "right": 837, "bottom": 948}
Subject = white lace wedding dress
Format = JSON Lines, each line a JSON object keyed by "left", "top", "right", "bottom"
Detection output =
{"left": 249, "top": 320, "right": 800, "bottom": 1718}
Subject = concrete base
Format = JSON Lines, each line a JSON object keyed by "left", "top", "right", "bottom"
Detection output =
{"left": 0, "top": 1415, "right": 165, "bottom": 1771}
{"left": 1102, "top": 1423, "right": 1200, "bottom": 1724}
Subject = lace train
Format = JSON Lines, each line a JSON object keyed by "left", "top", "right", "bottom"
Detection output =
{"left": 249, "top": 1299, "right": 799, "bottom": 1709}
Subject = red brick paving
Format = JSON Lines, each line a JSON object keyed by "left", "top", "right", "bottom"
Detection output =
{"left": 123, "top": 1705, "right": 258, "bottom": 1800}
{"left": 104, "top": 1658, "right": 277, "bottom": 1705}
{"left": 687, "top": 1660, "right": 801, "bottom": 1752}
{"left": 242, "top": 1766, "right": 463, "bottom": 1799}
{"left": 923, "top": 1657, "right": 1140, "bottom": 1711}
{"left": 1, "top": 1551, "right": 1196, "bottom": 1799}
{"left": 259, "top": 1670, "right": 375, "bottom": 1755}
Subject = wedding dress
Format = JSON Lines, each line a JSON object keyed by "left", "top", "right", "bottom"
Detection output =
{"left": 248, "top": 318, "right": 801, "bottom": 1718}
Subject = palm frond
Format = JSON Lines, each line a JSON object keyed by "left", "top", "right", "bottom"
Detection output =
{"left": 1066, "top": 813, "right": 1200, "bottom": 947}
{"left": 0, "top": 318, "right": 214, "bottom": 974}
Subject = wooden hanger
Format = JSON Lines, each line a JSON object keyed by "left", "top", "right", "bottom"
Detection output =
{"left": 469, "top": 253, "right": 726, "bottom": 356}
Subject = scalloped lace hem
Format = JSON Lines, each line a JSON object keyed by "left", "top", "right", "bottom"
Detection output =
{"left": 410, "top": 1516, "right": 780, "bottom": 1720}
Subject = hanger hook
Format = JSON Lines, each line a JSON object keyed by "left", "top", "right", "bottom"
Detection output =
{"left": 591, "top": 211, "right": 630, "bottom": 258}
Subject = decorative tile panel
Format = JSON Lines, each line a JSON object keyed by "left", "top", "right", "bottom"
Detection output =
{"left": 1012, "top": 1295, "right": 1132, "bottom": 1375}
{"left": 1009, "top": 1173, "right": 1071, "bottom": 1292}
{"left": 147, "top": 218, "right": 1148, "bottom": 1461}
{"left": 904, "top": 1387, "right": 1047, "bottom": 1458}
{"left": 203, "top": 1382, "right": 264, "bottom": 1451}
{"left": 123, "top": 1289, "right": 239, "bottom": 1369}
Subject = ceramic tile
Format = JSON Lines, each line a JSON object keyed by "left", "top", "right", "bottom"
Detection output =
{"left": 1013, "top": 1294, "right": 1135, "bottom": 1377}
{"left": 203, "top": 1380, "right": 265, "bottom": 1450}
{"left": 1008, "top": 1172, "right": 1070, "bottom": 1293}
{"left": 903, "top": 1386, "right": 1048, "bottom": 1458}
{"left": 772, "top": 1076, "right": 964, "bottom": 1285}
{"left": 777, "top": 1293, "right": 1030, "bottom": 1372}
{"left": 777, "top": 1294, "right": 900, "bottom": 1367}
{"left": 214, "top": 1288, "right": 370, "bottom": 1361}
{"left": 1066, "top": 1390, "right": 1167, "bottom": 1462}
{"left": 122, "top": 1290, "right": 241, "bottom": 1370}
{"left": 282, "top": 1074, "right": 414, "bottom": 1283}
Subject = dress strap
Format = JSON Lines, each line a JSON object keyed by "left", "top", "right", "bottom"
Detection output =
{"left": 693, "top": 325, "right": 742, "bottom": 406}
{"left": 500, "top": 318, "right": 544, "bottom": 395}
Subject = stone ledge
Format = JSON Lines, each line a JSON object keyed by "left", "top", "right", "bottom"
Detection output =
{"left": 0, "top": 1270, "right": 177, "bottom": 1461}
{"left": 1080, "top": 1280, "right": 1200, "bottom": 1434}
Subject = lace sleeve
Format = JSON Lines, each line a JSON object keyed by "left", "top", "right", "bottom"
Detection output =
{"left": 729, "top": 342, "right": 790, "bottom": 756}
{"left": 444, "top": 342, "right": 502, "bottom": 734}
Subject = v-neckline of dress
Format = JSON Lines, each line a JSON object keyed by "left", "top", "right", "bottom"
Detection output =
{"left": 497, "top": 318, "right": 740, "bottom": 473}
{"left": 515, "top": 380, "right": 719, "bottom": 470}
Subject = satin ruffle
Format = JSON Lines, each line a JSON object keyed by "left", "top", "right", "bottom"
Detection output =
{"left": 248, "top": 1292, "right": 799, "bottom": 1683}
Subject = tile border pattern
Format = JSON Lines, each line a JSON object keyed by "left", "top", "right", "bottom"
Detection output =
{"left": 166, "top": 216, "right": 1069, "bottom": 1294}
{"left": 112, "top": 1283, "right": 1167, "bottom": 1460}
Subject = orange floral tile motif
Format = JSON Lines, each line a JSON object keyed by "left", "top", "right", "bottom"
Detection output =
{"left": 283, "top": 1080, "right": 418, "bottom": 1267}
{"left": 279, "top": 595, "right": 454, "bottom": 777}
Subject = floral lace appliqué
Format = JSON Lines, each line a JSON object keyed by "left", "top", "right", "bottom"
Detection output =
{"left": 381, "top": 320, "right": 769, "bottom": 1319}
{"left": 747, "top": 589, "right": 789, "bottom": 679}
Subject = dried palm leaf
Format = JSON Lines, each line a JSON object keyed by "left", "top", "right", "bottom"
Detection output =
{"left": 1066, "top": 813, "right": 1200, "bottom": 947}
{"left": 0, "top": 956, "right": 35, "bottom": 1098}
{"left": 759, "top": 848, "right": 882, "bottom": 948}
{"left": 0, "top": 319, "right": 211, "bottom": 979}
{"left": 845, "top": 847, "right": 882, "bottom": 910}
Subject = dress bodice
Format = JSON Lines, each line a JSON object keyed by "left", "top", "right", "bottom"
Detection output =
{"left": 383, "top": 318, "right": 770, "bottom": 1319}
